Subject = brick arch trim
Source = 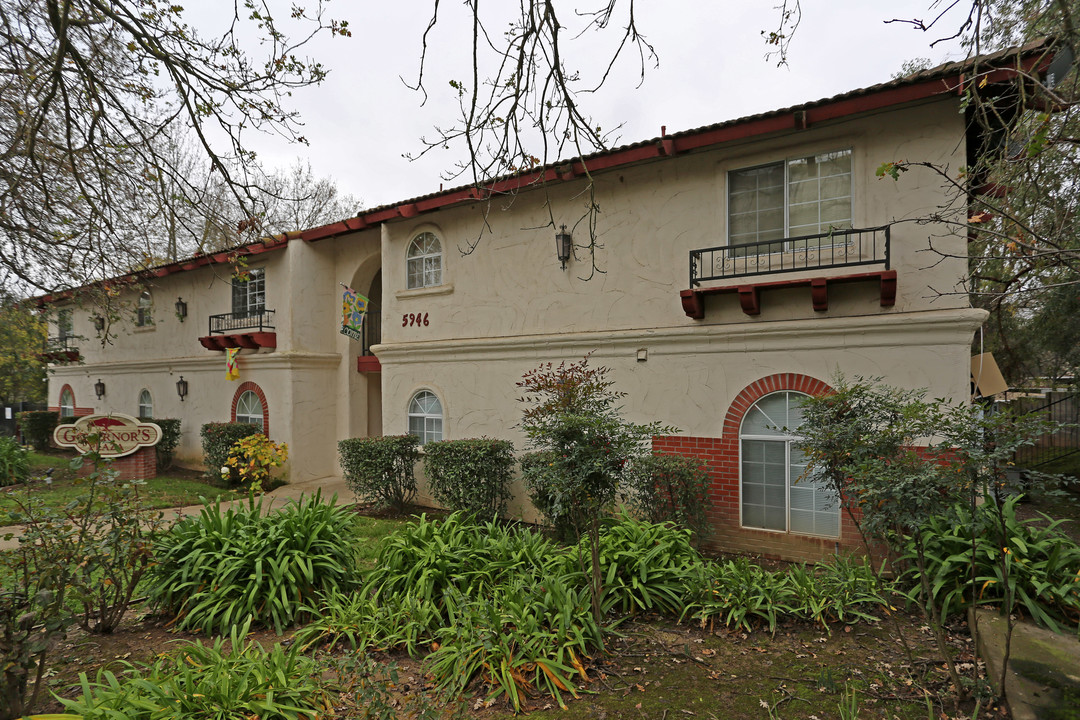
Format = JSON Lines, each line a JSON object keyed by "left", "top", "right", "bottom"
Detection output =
{"left": 231, "top": 381, "right": 270, "bottom": 436}
{"left": 48, "top": 383, "right": 92, "bottom": 417}
{"left": 722, "top": 373, "right": 833, "bottom": 439}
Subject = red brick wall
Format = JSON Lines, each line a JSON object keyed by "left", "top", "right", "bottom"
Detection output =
{"left": 653, "top": 372, "right": 867, "bottom": 563}
{"left": 72, "top": 446, "right": 158, "bottom": 482}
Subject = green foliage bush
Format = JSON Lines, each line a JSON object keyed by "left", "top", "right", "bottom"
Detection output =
{"left": 141, "top": 417, "right": 181, "bottom": 471}
{"left": 1, "top": 452, "right": 170, "bottom": 718}
{"left": 0, "top": 436, "right": 29, "bottom": 486}
{"left": 200, "top": 422, "right": 262, "bottom": 482}
{"left": 149, "top": 493, "right": 359, "bottom": 634}
{"left": 903, "top": 495, "right": 1080, "bottom": 633}
{"left": 339, "top": 434, "right": 419, "bottom": 511}
{"left": 16, "top": 410, "right": 58, "bottom": 452}
{"left": 586, "top": 512, "right": 703, "bottom": 616}
{"left": 626, "top": 452, "right": 712, "bottom": 541}
{"left": 422, "top": 437, "right": 514, "bottom": 516}
{"left": 520, "top": 449, "right": 577, "bottom": 540}
{"left": 60, "top": 622, "right": 331, "bottom": 720}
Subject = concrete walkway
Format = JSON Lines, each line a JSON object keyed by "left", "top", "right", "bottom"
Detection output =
{"left": 0, "top": 474, "right": 356, "bottom": 551}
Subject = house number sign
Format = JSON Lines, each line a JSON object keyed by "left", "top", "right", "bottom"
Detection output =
{"left": 402, "top": 312, "right": 430, "bottom": 327}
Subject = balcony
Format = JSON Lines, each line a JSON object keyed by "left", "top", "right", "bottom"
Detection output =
{"left": 682, "top": 226, "right": 896, "bottom": 318}
{"left": 40, "top": 335, "right": 81, "bottom": 363}
{"left": 198, "top": 310, "right": 277, "bottom": 351}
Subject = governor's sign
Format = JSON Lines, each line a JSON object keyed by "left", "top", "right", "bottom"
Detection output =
{"left": 53, "top": 413, "right": 162, "bottom": 458}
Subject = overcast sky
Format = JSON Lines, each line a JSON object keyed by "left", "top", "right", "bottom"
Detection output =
{"left": 229, "top": 1, "right": 968, "bottom": 211}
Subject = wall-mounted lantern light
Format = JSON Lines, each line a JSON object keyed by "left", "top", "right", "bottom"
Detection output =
{"left": 175, "top": 297, "right": 188, "bottom": 322}
{"left": 93, "top": 315, "right": 105, "bottom": 332}
{"left": 94, "top": 379, "right": 106, "bottom": 399}
{"left": 556, "top": 225, "right": 572, "bottom": 270}
{"left": 176, "top": 375, "right": 189, "bottom": 401}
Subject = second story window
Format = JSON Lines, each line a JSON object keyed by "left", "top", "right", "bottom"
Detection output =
{"left": 728, "top": 149, "right": 852, "bottom": 249}
{"left": 407, "top": 232, "right": 442, "bottom": 289}
{"left": 136, "top": 291, "right": 154, "bottom": 327}
{"left": 57, "top": 309, "right": 73, "bottom": 341}
{"left": 232, "top": 267, "right": 265, "bottom": 317}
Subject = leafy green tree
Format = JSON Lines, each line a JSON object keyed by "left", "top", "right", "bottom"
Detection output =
{"left": 0, "top": 299, "right": 46, "bottom": 405}
{"left": 517, "top": 355, "right": 672, "bottom": 628}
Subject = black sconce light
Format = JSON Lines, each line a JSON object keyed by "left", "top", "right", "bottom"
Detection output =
{"left": 175, "top": 297, "right": 188, "bottom": 322}
{"left": 556, "top": 225, "right": 572, "bottom": 270}
{"left": 93, "top": 315, "right": 105, "bottom": 332}
{"left": 94, "top": 379, "right": 106, "bottom": 400}
{"left": 176, "top": 375, "right": 189, "bottom": 401}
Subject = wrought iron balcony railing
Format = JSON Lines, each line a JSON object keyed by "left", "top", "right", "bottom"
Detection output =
{"left": 209, "top": 309, "right": 276, "bottom": 335}
{"left": 690, "top": 225, "right": 890, "bottom": 287}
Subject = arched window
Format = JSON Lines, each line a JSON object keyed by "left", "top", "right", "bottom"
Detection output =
{"left": 59, "top": 387, "right": 75, "bottom": 418}
{"left": 407, "top": 390, "right": 443, "bottom": 445}
{"left": 235, "top": 390, "right": 264, "bottom": 427}
{"left": 136, "top": 291, "right": 154, "bottom": 327}
{"left": 740, "top": 391, "right": 838, "bottom": 537}
{"left": 406, "top": 232, "right": 442, "bottom": 289}
{"left": 138, "top": 389, "right": 153, "bottom": 418}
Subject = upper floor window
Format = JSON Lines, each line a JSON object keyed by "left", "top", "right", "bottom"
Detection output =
{"left": 57, "top": 309, "right": 73, "bottom": 341}
{"left": 728, "top": 149, "right": 852, "bottom": 248}
{"left": 407, "top": 232, "right": 442, "bottom": 289}
{"left": 59, "top": 387, "right": 75, "bottom": 418}
{"left": 235, "top": 389, "right": 264, "bottom": 427}
{"left": 136, "top": 291, "right": 154, "bottom": 327}
{"left": 138, "top": 389, "right": 153, "bottom": 418}
{"left": 407, "top": 390, "right": 443, "bottom": 445}
{"left": 740, "top": 391, "right": 839, "bottom": 537}
{"left": 232, "top": 267, "right": 265, "bottom": 317}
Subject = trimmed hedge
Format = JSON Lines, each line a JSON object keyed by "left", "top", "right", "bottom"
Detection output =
{"left": 141, "top": 417, "right": 182, "bottom": 471}
{"left": 422, "top": 437, "right": 515, "bottom": 516}
{"left": 339, "top": 435, "right": 419, "bottom": 512}
{"left": 626, "top": 452, "right": 713, "bottom": 541}
{"left": 201, "top": 422, "right": 263, "bottom": 482}
{"left": 16, "top": 410, "right": 59, "bottom": 451}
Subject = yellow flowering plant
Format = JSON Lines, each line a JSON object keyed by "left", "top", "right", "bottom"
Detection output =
{"left": 224, "top": 434, "right": 288, "bottom": 492}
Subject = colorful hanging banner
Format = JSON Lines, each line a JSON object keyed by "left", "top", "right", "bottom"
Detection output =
{"left": 226, "top": 347, "right": 240, "bottom": 380}
{"left": 340, "top": 284, "right": 369, "bottom": 341}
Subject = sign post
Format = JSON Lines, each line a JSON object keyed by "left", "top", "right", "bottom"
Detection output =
{"left": 53, "top": 413, "right": 162, "bottom": 457}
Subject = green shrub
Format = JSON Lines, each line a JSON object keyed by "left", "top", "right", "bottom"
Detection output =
{"left": 200, "top": 422, "right": 262, "bottom": 482}
{"left": 339, "top": 434, "right": 419, "bottom": 511}
{"left": 520, "top": 449, "right": 577, "bottom": 540}
{"left": 903, "top": 494, "right": 1080, "bottom": 633}
{"left": 149, "top": 493, "right": 359, "bottom": 634}
{"left": 141, "top": 417, "right": 181, "bottom": 471}
{"left": 586, "top": 512, "right": 703, "bottom": 616}
{"left": 16, "top": 410, "right": 58, "bottom": 452}
{"left": 0, "top": 436, "right": 29, "bottom": 486}
{"left": 626, "top": 452, "right": 713, "bottom": 541}
{"left": 422, "top": 437, "right": 515, "bottom": 516}
{"left": 60, "top": 622, "right": 331, "bottom": 720}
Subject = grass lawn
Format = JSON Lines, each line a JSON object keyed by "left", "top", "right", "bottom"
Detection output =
{"left": 1, "top": 450, "right": 243, "bottom": 522}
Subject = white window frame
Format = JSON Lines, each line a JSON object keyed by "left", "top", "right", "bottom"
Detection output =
{"left": 232, "top": 267, "right": 266, "bottom": 317}
{"left": 738, "top": 390, "right": 839, "bottom": 538}
{"left": 727, "top": 148, "right": 853, "bottom": 251}
{"left": 136, "top": 291, "right": 154, "bottom": 327}
{"left": 406, "top": 233, "right": 443, "bottom": 289}
{"left": 138, "top": 389, "right": 153, "bottom": 418}
{"left": 407, "top": 390, "right": 443, "bottom": 445}
{"left": 235, "top": 390, "right": 264, "bottom": 428}
{"left": 59, "top": 387, "right": 75, "bottom": 418}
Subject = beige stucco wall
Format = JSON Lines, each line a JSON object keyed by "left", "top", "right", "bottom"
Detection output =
{"left": 47, "top": 94, "right": 983, "bottom": 516}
